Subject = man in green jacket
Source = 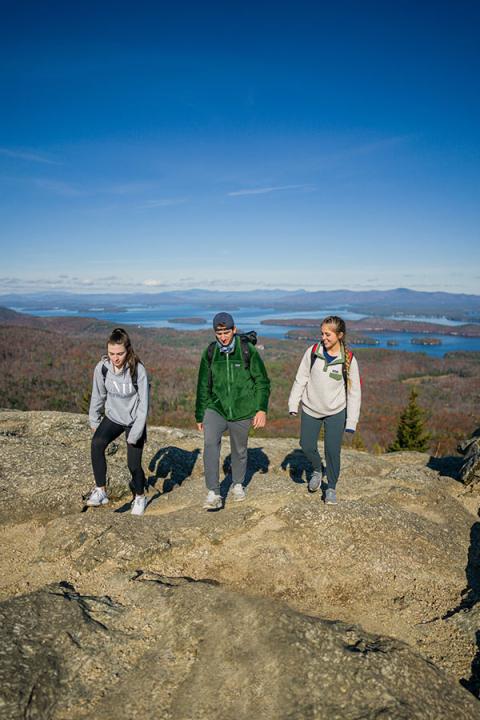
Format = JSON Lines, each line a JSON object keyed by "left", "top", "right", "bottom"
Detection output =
{"left": 195, "top": 312, "right": 271, "bottom": 509}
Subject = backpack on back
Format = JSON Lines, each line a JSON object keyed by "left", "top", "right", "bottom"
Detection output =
{"left": 206, "top": 331, "right": 257, "bottom": 392}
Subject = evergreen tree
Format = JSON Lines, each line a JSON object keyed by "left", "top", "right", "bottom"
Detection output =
{"left": 80, "top": 388, "right": 91, "bottom": 414}
{"left": 350, "top": 432, "right": 366, "bottom": 451}
{"left": 388, "top": 387, "right": 430, "bottom": 452}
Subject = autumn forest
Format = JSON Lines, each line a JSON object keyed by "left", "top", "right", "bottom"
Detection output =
{"left": 0, "top": 309, "right": 478, "bottom": 457}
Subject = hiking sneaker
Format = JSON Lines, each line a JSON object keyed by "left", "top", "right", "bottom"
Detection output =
{"left": 232, "top": 483, "right": 246, "bottom": 502}
{"left": 325, "top": 488, "right": 337, "bottom": 505}
{"left": 203, "top": 491, "right": 222, "bottom": 510}
{"left": 131, "top": 495, "right": 147, "bottom": 516}
{"left": 308, "top": 470, "right": 323, "bottom": 493}
{"left": 86, "top": 487, "right": 109, "bottom": 507}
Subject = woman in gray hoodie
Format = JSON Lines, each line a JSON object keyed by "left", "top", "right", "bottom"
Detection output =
{"left": 87, "top": 328, "right": 149, "bottom": 515}
{"left": 288, "top": 316, "right": 361, "bottom": 505}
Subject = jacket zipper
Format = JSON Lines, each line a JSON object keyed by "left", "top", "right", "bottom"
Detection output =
{"left": 226, "top": 352, "right": 232, "bottom": 419}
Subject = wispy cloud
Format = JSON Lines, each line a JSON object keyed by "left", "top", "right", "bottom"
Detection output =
{"left": 0, "top": 147, "right": 61, "bottom": 165}
{"left": 101, "top": 182, "right": 159, "bottom": 195}
{"left": 33, "top": 179, "right": 83, "bottom": 197}
{"left": 137, "top": 197, "right": 188, "bottom": 209}
{"left": 228, "top": 184, "right": 313, "bottom": 197}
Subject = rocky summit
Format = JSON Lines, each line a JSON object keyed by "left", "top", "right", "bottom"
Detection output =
{"left": 1, "top": 410, "right": 480, "bottom": 719}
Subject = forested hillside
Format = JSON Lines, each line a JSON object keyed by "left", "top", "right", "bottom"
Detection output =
{"left": 1, "top": 314, "right": 478, "bottom": 455}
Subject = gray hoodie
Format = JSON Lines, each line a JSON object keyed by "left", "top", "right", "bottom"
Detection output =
{"left": 89, "top": 359, "right": 149, "bottom": 444}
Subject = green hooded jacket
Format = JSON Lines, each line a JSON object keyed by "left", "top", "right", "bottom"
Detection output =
{"left": 195, "top": 337, "right": 271, "bottom": 422}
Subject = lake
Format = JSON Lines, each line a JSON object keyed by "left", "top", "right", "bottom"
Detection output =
{"left": 11, "top": 304, "right": 480, "bottom": 357}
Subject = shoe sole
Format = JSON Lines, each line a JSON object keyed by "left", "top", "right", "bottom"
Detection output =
{"left": 203, "top": 503, "right": 222, "bottom": 510}
{"left": 232, "top": 495, "right": 246, "bottom": 502}
{"left": 325, "top": 499, "right": 337, "bottom": 505}
{"left": 86, "top": 499, "right": 109, "bottom": 507}
{"left": 308, "top": 485, "right": 320, "bottom": 493}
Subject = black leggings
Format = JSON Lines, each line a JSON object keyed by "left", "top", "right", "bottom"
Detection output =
{"left": 91, "top": 416, "right": 146, "bottom": 495}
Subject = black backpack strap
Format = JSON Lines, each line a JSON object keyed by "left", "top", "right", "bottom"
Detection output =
{"left": 131, "top": 364, "right": 139, "bottom": 393}
{"left": 239, "top": 336, "right": 251, "bottom": 372}
{"left": 102, "top": 361, "right": 139, "bottom": 392}
{"left": 207, "top": 341, "right": 216, "bottom": 393}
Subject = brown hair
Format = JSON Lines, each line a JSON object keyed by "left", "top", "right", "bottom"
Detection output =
{"left": 107, "top": 327, "right": 142, "bottom": 378}
{"left": 321, "top": 315, "right": 351, "bottom": 387}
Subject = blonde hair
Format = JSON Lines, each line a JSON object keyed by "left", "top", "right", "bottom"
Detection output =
{"left": 321, "top": 315, "right": 351, "bottom": 388}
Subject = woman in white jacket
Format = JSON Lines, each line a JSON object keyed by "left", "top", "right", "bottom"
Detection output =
{"left": 288, "top": 316, "right": 361, "bottom": 504}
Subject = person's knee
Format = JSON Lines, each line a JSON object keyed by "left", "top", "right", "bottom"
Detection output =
{"left": 204, "top": 434, "right": 222, "bottom": 451}
{"left": 129, "top": 465, "right": 144, "bottom": 479}
{"left": 91, "top": 434, "right": 108, "bottom": 453}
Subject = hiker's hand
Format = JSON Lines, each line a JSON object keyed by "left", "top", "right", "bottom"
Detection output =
{"left": 197, "top": 422, "right": 204, "bottom": 432}
{"left": 345, "top": 428, "right": 355, "bottom": 434}
{"left": 289, "top": 411, "right": 298, "bottom": 417}
{"left": 253, "top": 411, "right": 267, "bottom": 429}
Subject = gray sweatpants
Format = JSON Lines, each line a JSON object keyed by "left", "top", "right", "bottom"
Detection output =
{"left": 203, "top": 408, "right": 252, "bottom": 493}
{"left": 300, "top": 408, "right": 346, "bottom": 489}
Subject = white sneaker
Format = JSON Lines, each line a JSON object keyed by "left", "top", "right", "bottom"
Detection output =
{"left": 203, "top": 490, "right": 222, "bottom": 510}
{"left": 232, "top": 484, "right": 246, "bottom": 502}
{"left": 131, "top": 495, "right": 147, "bottom": 516}
{"left": 86, "top": 487, "right": 109, "bottom": 507}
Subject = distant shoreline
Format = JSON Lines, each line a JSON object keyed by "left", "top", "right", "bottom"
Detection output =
{"left": 262, "top": 316, "right": 480, "bottom": 338}
{"left": 168, "top": 317, "right": 207, "bottom": 325}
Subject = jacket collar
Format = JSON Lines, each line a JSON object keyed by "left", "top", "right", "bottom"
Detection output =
{"left": 314, "top": 342, "right": 345, "bottom": 366}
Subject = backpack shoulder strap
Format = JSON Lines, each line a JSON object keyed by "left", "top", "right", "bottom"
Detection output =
{"left": 239, "top": 335, "right": 252, "bottom": 371}
{"left": 131, "top": 364, "right": 139, "bottom": 393}
{"left": 207, "top": 342, "right": 217, "bottom": 392}
{"left": 310, "top": 343, "right": 319, "bottom": 371}
{"left": 207, "top": 341, "right": 216, "bottom": 365}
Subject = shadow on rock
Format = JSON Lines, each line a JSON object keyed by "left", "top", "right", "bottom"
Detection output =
{"left": 445, "top": 521, "right": 480, "bottom": 699}
{"left": 221, "top": 447, "right": 269, "bottom": 495}
{"left": 281, "top": 448, "right": 311, "bottom": 484}
{"left": 148, "top": 446, "right": 201, "bottom": 494}
{"left": 427, "top": 454, "right": 463, "bottom": 481}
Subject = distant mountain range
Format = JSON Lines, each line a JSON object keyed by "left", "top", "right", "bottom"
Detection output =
{"left": 1, "top": 287, "right": 480, "bottom": 321}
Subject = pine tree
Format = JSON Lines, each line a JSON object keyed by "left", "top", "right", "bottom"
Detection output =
{"left": 350, "top": 432, "right": 366, "bottom": 451}
{"left": 388, "top": 387, "right": 430, "bottom": 452}
{"left": 80, "top": 388, "right": 92, "bottom": 414}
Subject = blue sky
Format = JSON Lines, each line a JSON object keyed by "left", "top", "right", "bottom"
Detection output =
{"left": 1, "top": 0, "right": 479, "bottom": 294}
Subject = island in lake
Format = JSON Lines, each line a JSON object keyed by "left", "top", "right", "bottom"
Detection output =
{"left": 168, "top": 317, "right": 207, "bottom": 325}
{"left": 411, "top": 337, "right": 442, "bottom": 346}
{"left": 286, "top": 330, "right": 379, "bottom": 345}
{"left": 261, "top": 316, "right": 480, "bottom": 338}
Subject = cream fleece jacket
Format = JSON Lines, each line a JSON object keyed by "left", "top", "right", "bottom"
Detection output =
{"left": 288, "top": 345, "right": 361, "bottom": 431}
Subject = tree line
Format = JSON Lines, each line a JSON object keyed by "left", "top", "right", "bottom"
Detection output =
{"left": 0, "top": 323, "right": 478, "bottom": 456}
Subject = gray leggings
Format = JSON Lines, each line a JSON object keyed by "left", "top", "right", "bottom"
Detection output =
{"left": 203, "top": 408, "right": 252, "bottom": 493}
{"left": 300, "top": 408, "right": 346, "bottom": 489}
